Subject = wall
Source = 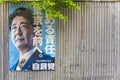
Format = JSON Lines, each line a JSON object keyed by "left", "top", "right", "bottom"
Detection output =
{"left": 0, "top": 1, "right": 120, "bottom": 80}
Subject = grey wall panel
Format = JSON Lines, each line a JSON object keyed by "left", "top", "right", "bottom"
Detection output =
{"left": 56, "top": 2, "right": 119, "bottom": 80}
{"left": 1, "top": 1, "right": 120, "bottom": 80}
{"left": 0, "top": 3, "right": 3, "bottom": 80}
{"left": 3, "top": 2, "right": 9, "bottom": 80}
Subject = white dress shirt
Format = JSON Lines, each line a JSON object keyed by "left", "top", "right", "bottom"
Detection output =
{"left": 16, "top": 47, "right": 35, "bottom": 70}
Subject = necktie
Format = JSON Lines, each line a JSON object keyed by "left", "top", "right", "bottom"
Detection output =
{"left": 16, "top": 58, "right": 26, "bottom": 70}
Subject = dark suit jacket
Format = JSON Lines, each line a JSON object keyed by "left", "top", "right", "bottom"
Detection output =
{"left": 10, "top": 49, "right": 55, "bottom": 71}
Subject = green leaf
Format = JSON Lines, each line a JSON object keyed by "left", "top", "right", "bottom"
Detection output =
{"left": 0, "top": 0, "right": 3, "bottom": 3}
{"left": 1, "top": 0, "right": 80, "bottom": 22}
{"left": 29, "top": 0, "right": 80, "bottom": 22}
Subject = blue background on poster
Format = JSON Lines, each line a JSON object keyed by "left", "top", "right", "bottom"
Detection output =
{"left": 9, "top": 4, "right": 56, "bottom": 69}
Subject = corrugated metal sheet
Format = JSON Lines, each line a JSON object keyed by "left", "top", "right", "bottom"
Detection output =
{"left": 1, "top": 1, "right": 120, "bottom": 80}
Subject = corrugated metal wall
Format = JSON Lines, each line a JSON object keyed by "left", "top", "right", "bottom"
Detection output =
{"left": 1, "top": 1, "right": 120, "bottom": 80}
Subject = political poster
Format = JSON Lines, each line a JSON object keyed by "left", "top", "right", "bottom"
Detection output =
{"left": 9, "top": 4, "right": 56, "bottom": 71}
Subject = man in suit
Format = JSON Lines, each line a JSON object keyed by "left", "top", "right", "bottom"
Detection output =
{"left": 9, "top": 7, "right": 55, "bottom": 71}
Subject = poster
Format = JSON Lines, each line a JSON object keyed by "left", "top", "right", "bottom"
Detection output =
{"left": 9, "top": 4, "right": 56, "bottom": 71}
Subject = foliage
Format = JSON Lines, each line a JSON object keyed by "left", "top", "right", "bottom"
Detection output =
{"left": 29, "top": 0, "right": 80, "bottom": 21}
{"left": 0, "top": 0, "right": 80, "bottom": 21}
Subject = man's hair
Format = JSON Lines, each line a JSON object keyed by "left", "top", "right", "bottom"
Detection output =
{"left": 9, "top": 7, "right": 34, "bottom": 31}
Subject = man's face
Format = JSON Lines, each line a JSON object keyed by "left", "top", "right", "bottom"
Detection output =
{"left": 11, "top": 16, "right": 34, "bottom": 49}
